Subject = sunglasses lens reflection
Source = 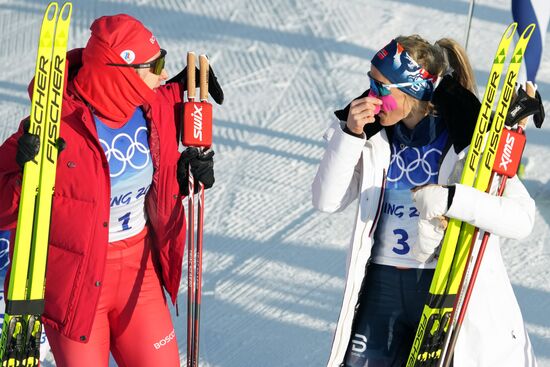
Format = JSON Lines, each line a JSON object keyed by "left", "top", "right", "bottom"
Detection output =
{"left": 152, "top": 57, "right": 165, "bottom": 75}
{"left": 369, "top": 77, "right": 391, "bottom": 97}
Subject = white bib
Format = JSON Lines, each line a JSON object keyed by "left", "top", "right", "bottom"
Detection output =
{"left": 95, "top": 108, "right": 153, "bottom": 242}
{"left": 372, "top": 127, "right": 448, "bottom": 268}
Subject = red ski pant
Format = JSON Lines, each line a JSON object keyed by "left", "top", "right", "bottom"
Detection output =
{"left": 45, "top": 228, "right": 180, "bottom": 367}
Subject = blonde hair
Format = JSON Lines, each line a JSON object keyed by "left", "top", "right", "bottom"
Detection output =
{"left": 394, "top": 35, "right": 478, "bottom": 115}
{"left": 435, "top": 38, "right": 477, "bottom": 94}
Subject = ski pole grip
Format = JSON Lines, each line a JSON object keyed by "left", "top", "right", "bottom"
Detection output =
{"left": 199, "top": 55, "right": 209, "bottom": 102}
{"left": 182, "top": 52, "right": 213, "bottom": 147}
{"left": 187, "top": 52, "right": 196, "bottom": 101}
{"left": 519, "top": 82, "right": 535, "bottom": 129}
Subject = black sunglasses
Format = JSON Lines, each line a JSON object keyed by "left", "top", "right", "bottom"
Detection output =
{"left": 107, "top": 49, "right": 167, "bottom": 75}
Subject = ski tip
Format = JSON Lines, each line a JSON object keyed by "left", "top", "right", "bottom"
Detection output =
{"left": 504, "top": 22, "right": 518, "bottom": 40}
{"left": 60, "top": 2, "right": 73, "bottom": 21}
{"left": 45, "top": 2, "right": 58, "bottom": 21}
{"left": 520, "top": 23, "right": 536, "bottom": 40}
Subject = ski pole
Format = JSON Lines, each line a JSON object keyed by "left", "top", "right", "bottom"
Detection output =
{"left": 192, "top": 54, "right": 210, "bottom": 366}
{"left": 182, "top": 51, "right": 213, "bottom": 367}
{"left": 439, "top": 181, "right": 500, "bottom": 367}
{"left": 464, "top": 0, "right": 476, "bottom": 51}
{"left": 185, "top": 51, "right": 197, "bottom": 367}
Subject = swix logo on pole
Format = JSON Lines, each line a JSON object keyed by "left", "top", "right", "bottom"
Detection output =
{"left": 192, "top": 104, "right": 203, "bottom": 141}
{"left": 182, "top": 52, "right": 212, "bottom": 147}
{"left": 499, "top": 133, "right": 515, "bottom": 171}
{"left": 493, "top": 129, "right": 526, "bottom": 177}
{"left": 183, "top": 102, "right": 212, "bottom": 147}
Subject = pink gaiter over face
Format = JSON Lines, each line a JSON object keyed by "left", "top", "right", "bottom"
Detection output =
{"left": 368, "top": 89, "right": 398, "bottom": 115}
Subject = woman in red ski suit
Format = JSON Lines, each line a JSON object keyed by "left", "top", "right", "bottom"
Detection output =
{"left": 0, "top": 14, "right": 222, "bottom": 366}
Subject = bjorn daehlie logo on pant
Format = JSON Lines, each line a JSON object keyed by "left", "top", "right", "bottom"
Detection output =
{"left": 192, "top": 104, "right": 203, "bottom": 142}
{"left": 351, "top": 333, "right": 367, "bottom": 355}
{"left": 154, "top": 329, "right": 176, "bottom": 350}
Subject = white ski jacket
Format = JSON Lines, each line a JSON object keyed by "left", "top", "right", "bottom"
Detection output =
{"left": 312, "top": 121, "right": 537, "bottom": 367}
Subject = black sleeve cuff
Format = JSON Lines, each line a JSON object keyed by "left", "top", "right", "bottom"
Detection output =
{"left": 446, "top": 185, "right": 456, "bottom": 211}
{"left": 342, "top": 125, "right": 365, "bottom": 139}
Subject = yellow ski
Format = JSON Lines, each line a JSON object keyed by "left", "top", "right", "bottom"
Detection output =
{"left": 406, "top": 22, "right": 523, "bottom": 367}
{"left": 0, "top": 3, "right": 72, "bottom": 366}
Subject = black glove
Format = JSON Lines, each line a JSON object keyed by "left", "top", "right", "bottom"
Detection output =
{"left": 432, "top": 74, "right": 481, "bottom": 153}
{"left": 505, "top": 84, "right": 545, "bottom": 128}
{"left": 16, "top": 118, "right": 40, "bottom": 169}
{"left": 167, "top": 63, "right": 224, "bottom": 105}
{"left": 177, "top": 147, "right": 215, "bottom": 196}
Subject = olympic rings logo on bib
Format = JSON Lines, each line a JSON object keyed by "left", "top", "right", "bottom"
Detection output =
{"left": 100, "top": 126, "right": 151, "bottom": 178}
{"left": 0, "top": 237, "right": 10, "bottom": 272}
{"left": 0, "top": 236, "right": 10, "bottom": 276}
{"left": 387, "top": 145, "right": 442, "bottom": 187}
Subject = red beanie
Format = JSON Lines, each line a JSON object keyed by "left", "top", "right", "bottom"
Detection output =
{"left": 90, "top": 14, "right": 160, "bottom": 64}
{"left": 74, "top": 14, "right": 161, "bottom": 127}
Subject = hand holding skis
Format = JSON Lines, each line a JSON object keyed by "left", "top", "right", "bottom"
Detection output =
{"left": 411, "top": 80, "right": 545, "bottom": 265}
{"left": 411, "top": 184, "right": 454, "bottom": 263}
{"left": 15, "top": 119, "right": 40, "bottom": 169}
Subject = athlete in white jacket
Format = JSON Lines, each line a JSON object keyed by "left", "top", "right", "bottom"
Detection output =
{"left": 312, "top": 35, "right": 537, "bottom": 367}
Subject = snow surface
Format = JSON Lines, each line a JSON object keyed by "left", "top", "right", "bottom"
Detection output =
{"left": 1, "top": 0, "right": 549, "bottom": 366}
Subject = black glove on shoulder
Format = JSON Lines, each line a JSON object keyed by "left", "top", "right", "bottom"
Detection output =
{"left": 167, "top": 63, "right": 224, "bottom": 105}
{"left": 16, "top": 118, "right": 40, "bottom": 169}
{"left": 432, "top": 74, "right": 481, "bottom": 153}
{"left": 505, "top": 84, "right": 545, "bottom": 128}
{"left": 177, "top": 147, "right": 215, "bottom": 196}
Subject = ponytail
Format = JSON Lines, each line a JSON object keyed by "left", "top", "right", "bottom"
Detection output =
{"left": 435, "top": 38, "right": 478, "bottom": 96}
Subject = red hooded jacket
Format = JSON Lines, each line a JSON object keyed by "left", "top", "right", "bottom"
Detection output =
{"left": 0, "top": 48, "right": 186, "bottom": 342}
